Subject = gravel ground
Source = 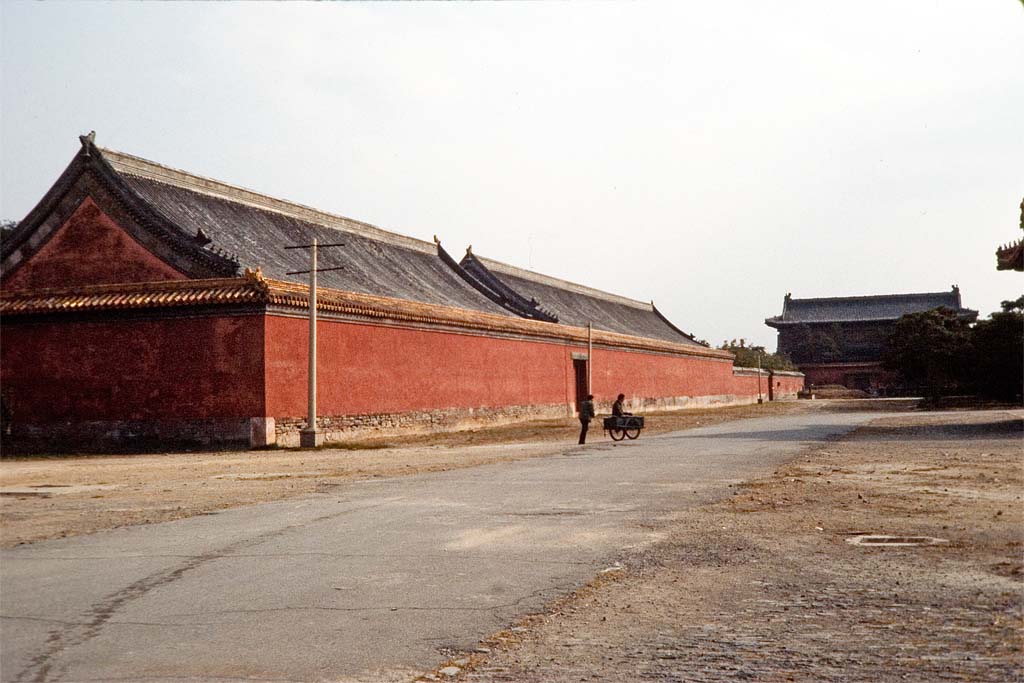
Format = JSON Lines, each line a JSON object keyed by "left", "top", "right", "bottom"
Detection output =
{"left": 432, "top": 409, "right": 1024, "bottom": 683}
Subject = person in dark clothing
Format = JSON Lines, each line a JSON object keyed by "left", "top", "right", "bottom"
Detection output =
{"left": 578, "top": 394, "right": 595, "bottom": 444}
{"left": 612, "top": 393, "right": 631, "bottom": 417}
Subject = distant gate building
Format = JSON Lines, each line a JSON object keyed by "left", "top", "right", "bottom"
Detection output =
{"left": 1, "top": 135, "right": 803, "bottom": 449}
{"left": 765, "top": 288, "right": 976, "bottom": 394}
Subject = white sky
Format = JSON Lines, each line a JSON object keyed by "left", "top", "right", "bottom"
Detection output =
{"left": 2, "top": 1, "right": 1022, "bottom": 349}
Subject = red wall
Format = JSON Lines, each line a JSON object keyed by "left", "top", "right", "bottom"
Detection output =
{"left": 263, "top": 315, "right": 797, "bottom": 419}
{"left": 3, "top": 198, "right": 187, "bottom": 290}
{"left": 1, "top": 315, "right": 265, "bottom": 422}
{"left": 801, "top": 363, "right": 895, "bottom": 389}
{"left": 774, "top": 374, "right": 804, "bottom": 396}
{"left": 264, "top": 315, "right": 574, "bottom": 416}
{"left": 1, "top": 309, "right": 803, "bottom": 445}
{"left": 590, "top": 346, "right": 738, "bottom": 400}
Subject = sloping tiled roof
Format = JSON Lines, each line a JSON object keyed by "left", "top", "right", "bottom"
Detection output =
{"left": 765, "top": 288, "right": 977, "bottom": 326}
{"left": 4, "top": 134, "right": 708, "bottom": 347}
{"left": 100, "top": 148, "right": 510, "bottom": 317}
{"left": 456, "top": 251, "right": 704, "bottom": 346}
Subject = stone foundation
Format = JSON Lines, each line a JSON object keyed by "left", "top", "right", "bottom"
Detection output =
{"left": 272, "top": 392, "right": 799, "bottom": 447}
{"left": 4, "top": 418, "right": 255, "bottom": 454}
{"left": 273, "top": 403, "right": 572, "bottom": 447}
{"left": 2, "top": 390, "right": 802, "bottom": 454}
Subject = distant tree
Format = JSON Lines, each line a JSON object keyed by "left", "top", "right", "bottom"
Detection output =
{"left": 882, "top": 308, "right": 972, "bottom": 398}
{"left": 969, "top": 303, "right": 1023, "bottom": 401}
{"left": 1000, "top": 295, "right": 1024, "bottom": 313}
{"left": 719, "top": 338, "right": 797, "bottom": 371}
{"left": 784, "top": 323, "right": 842, "bottom": 363}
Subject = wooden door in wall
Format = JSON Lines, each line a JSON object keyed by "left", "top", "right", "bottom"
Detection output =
{"left": 573, "top": 358, "right": 588, "bottom": 410}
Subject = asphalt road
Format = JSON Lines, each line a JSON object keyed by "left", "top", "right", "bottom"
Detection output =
{"left": 1, "top": 410, "right": 889, "bottom": 682}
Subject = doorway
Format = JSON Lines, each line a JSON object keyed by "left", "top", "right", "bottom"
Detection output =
{"left": 573, "top": 358, "right": 589, "bottom": 412}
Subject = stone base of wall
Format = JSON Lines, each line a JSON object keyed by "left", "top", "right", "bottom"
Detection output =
{"left": 3, "top": 418, "right": 256, "bottom": 454}
{"left": 2, "top": 391, "right": 802, "bottom": 454}
{"left": 622, "top": 393, "right": 761, "bottom": 412}
{"left": 273, "top": 403, "right": 572, "bottom": 447}
{"left": 273, "top": 393, "right": 797, "bottom": 446}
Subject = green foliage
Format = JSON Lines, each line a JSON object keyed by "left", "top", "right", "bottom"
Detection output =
{"left": 1001, "top": 295, "right": 1024, "bottom": 313}
{"left": 883, "top": 303, "right": 1023, "bottom": 401}
{"left": 882, "top": 308, "right": 972, "bottom": 397}
{"left": 719, "top": 339, "right": 797, "bottom": 371}
{"left": 784, "top": 323, "right": 842, "bottom": 363}
{"left": 970, "top": 308, "right": 1024, "bottom": 401}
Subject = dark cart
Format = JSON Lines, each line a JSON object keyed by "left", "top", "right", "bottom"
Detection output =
{"left": 602, "top": 415, "right": 645, "bottom": 441}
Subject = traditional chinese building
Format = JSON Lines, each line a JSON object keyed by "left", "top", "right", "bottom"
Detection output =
{"left": 765, "top": 288, "right": 976, "bottom": 394}
{"left": 1, "top": 134, "right": 803, "bottom": 449}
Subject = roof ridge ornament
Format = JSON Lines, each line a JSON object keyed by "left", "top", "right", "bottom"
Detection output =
{"left": 79, "top": 130, "right": 96, "bottom": 156}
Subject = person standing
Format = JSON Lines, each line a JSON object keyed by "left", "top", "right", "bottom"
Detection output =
{"left": 578, "top": 394, "right": 595, "bottom": 444}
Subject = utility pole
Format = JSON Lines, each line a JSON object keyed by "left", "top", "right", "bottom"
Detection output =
{"left": 757, "top": 351, "right": 764, "bottom": 405}
{"left": 285, "top": 238, "right": 345, "bottom": 448}
{"left": 587, "top": 322, "right": 593, "bottom": 395}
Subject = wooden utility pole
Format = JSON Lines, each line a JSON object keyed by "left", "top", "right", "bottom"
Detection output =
{"left": 757, "top": 352, "right": 764, "bottom": 405}
{"left": 285, "top": 239, "right": 345, "bottom": 448}
{"left": 587, "top": 322, "right": 593, "bottom": 394}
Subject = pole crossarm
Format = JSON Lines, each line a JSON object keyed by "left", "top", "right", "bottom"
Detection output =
{"left": 284, "top": 242, "right": 346, "bottom": 250}
{"left": 285, "top": 266, "right": 346, "bottom": 275}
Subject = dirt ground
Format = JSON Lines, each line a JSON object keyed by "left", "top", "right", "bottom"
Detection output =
{"left": 0, "top": 400, "right": 850, "bottom": 549}
{"left": 432, "top": 409, "right": 1023, "bottom": 683}
{"left": 1, "top": 401, "right": 1019, "bottom": 681}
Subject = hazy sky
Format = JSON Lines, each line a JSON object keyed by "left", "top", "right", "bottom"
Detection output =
{"left": 2, "top": 2, "right": 1022, "bottom": 349}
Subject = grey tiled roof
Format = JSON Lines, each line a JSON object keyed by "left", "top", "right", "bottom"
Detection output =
{"left": 459, "top": 252, "right": 704, "bottom": 346}
{"left": 98, "top": 146, "right": 703, "bottom": 343}
{"left": 116, "top": 173, "right": 510, "bottom": 316}
{"left": 765, "top": 289, "right": 976, "bottom": 326}
{"left": 9, "top": 137, "right": 708, "bottom": 347}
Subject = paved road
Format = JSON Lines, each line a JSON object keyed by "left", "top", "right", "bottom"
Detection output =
{"left": 1, "top": 411, "right": 890, "bottom": 682}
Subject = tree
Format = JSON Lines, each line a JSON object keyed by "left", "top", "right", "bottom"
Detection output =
{"left": 784, "top": 323, "right": 842, "bottom": 364}
{"left": 1000, "top": 295, "right": 1023, "bottom": 313}
{"left": 719, "top": 339, "right": 798, "bottom": 371}
{"left": 969, "top": 302, "right": 1023, "bottom": 401}
{"left": 882, "top": 308, "right": 972, "bottom": 398}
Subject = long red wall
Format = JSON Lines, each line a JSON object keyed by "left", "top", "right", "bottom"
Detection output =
{"left": 1, "top": 315, "right": 265, "bottom": 423}
{"left": 263, "top": 315, "right": 791, "bottom": 419}
{"left": 3, "top": 312, "right": 802, "bottom": 428}
{"left": 1, "top": 310, "right": 803, "bottom": 448}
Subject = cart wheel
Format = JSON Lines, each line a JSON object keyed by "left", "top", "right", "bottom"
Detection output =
{"left": 625, "top": 428, "right": 640, "bottom": 440}
{"left": 610, "top": 428, "right": 626, "bottom": 441}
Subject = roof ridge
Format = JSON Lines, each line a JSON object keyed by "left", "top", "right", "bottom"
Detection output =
{"left": 788, "top": 290, "right": 958, "bottom": 304}
{"left": 473, "top": 254, "right": 653, "bottom": 310}
{"left": 97, "top": 147, "right": 437, "bottom": 255}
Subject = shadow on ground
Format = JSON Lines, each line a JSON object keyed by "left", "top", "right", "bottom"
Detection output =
{"left": 853, "top": 417, "right": 1023, "bottom": 442}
